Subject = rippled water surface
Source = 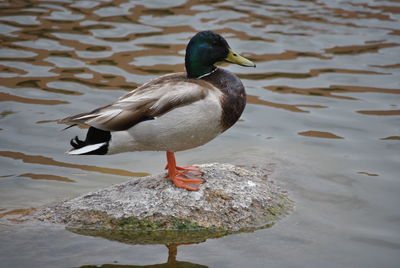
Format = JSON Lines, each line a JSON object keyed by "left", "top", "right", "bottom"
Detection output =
{"left": 1, "top": 0, "right": 400, "bottom": 267}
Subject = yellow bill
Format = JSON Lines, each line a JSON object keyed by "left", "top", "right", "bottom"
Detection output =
{"left": 225, "top": 48, "right": 256, "bottom": 67}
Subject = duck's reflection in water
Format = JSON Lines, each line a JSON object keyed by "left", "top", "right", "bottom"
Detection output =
{"left": 77, "top": 244, "right": 207, "bottom": 268}
{"left": 69, "top": 224, "right": 254, "bottom": 268}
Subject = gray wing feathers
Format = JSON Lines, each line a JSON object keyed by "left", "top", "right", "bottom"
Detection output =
{"left": 59, "top": 75, "right": 210, "bottom": 131}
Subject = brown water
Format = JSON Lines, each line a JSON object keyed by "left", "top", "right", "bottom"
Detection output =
{"left": 1, "top": 0, "right": 400, "bottom": 267}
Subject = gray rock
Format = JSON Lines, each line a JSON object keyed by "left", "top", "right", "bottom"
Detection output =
{"left": 35, "top": 163, "right": 293, "bottom": 234}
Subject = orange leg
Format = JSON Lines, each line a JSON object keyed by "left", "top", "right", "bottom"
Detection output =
{"left": 165, "top": 152, "right": 204, "bottom": 191}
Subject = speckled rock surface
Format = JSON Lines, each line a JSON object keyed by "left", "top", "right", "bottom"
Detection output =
{"left": 35, "top": 163, "right": 293, "bottom": 232}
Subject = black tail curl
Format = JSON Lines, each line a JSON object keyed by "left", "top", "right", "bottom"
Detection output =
{"left": 70, "top": 127, "right": 111, "bottom": 155}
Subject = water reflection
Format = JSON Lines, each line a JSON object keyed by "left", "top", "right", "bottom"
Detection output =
{"left": 19, "top": 172, "right": 76, "bottom": 182}
{"left": 67, "top": 228, "right": 232, "bottom": 268}
{"left": 357, "top": 109, "right": 400, "bottom": 116}
{"left": 0, "top": 207, "right": 36, "bottom": 223}
{"left": 265, "top": 85, "right": 400, "bottom": 100}
{"left": 77, "top": 244, "right": 207, "bottom": 268}
{"left": 0, "top": 150, "right": 148, "bottom": 177}
{"left": 298, "top": 130, "right": 343, "bottom": 139}
{"left": 325, "top": 43, "right": 400, "bottom": 55}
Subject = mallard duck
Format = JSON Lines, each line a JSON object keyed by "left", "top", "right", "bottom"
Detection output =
{"left": 60, "top": 31, "right": 255, "bottom": 191}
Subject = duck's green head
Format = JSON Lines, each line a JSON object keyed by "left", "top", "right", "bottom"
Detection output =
{"left": 185, "top": 31, "right": 255, "bottom": 78}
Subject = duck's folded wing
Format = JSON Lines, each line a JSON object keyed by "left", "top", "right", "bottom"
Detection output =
{"left": 59, "top": 76, "right": 212, "bottom": 131}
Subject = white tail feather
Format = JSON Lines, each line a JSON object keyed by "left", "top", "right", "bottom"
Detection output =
{"left": 67, "top": 142, "right": 107, "bottom": 155}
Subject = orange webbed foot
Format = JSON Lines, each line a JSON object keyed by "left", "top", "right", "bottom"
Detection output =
{"left": 165, "top": 152, "right": 205, "bottom": 191}
{"left": 164, "top": 165, "right": 203, "bottom": 179}
{"left": 170, "top": 175, "right": 204, "bottom": 191}
{"left": 176, "top": 165, "right": 203, "bottom": 175}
